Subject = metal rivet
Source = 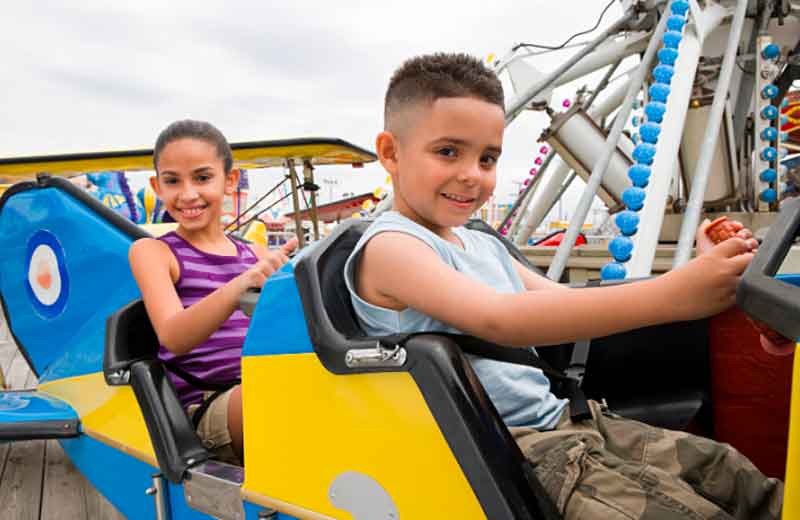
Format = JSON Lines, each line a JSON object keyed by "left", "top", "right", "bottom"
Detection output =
{"left": 145, "top": 487, "right": 156, "bottom": 496}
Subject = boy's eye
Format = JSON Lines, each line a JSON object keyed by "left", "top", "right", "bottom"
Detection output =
{"left": 480, "top": 154, "right": 499, "bottom": 167}
{"left": 162, "top": 177, "right": 178, "bottom": 185}
{"left": 196, "top": 174, "right": 211, "bottom": 182}
{"left": 436, "top": 147, "right": 457, "bottom": 158}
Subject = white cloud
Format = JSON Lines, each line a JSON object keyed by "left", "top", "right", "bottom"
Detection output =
{"left": 0, "top": 0, "right": 625, "bottom": 205}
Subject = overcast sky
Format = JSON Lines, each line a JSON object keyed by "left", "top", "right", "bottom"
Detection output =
{"left": 0, "top": 1, "right": 625, "bottom": 209}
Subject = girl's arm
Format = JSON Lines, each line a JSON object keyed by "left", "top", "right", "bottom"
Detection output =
{"left": 129, "top": 238, "right": 289, "bottom": 355}
{"left": 357, "top": 232, "right": 754, "bottom": 347}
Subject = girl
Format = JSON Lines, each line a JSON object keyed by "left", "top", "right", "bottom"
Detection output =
{"left": 129, "top": 120, "right": 297, "bottom": 465}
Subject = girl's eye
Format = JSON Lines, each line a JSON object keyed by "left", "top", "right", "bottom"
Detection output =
{"left": 196, "top": 174, "right": 211, "bottom": 182}
{"left": 163, "top": 177, "right": 178, "bottom": 185}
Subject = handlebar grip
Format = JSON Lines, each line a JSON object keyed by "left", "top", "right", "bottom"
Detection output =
{"left": 736, "top": 198, "right": 800, "bottom": 341}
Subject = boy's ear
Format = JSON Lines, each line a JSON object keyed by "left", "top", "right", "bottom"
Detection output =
{"left": 224, "top": 168, "right": 241, "bottom": 195}
{"left": 375, "top": 131, "right": 400, "bottom": 177}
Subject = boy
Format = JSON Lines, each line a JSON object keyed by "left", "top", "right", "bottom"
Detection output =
{"left": 345, "top": 53, "right": 782, "bottom": 519}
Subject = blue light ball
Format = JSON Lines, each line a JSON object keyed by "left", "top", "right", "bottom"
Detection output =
{"left": 759, "top": 188, "right": 777, "bottom": 203}
{"left": 649, "top": 83, "right": 671, "bottom": 103}
{"left": 631, "top": 133, "right": 640, "bottom": 144}
{"left": 663, "top": 31, "right": 683, "bottom": 49}
{"left": 759, "top": 168, "right": 777, "bottom": 183}
{"left": 760, "top": 127, "right": 778, "bottom": 141}
{"left": 667, "top": 14, "right": 686, "bottom": 32}
{"left": 781, "top": 132, "right": 789, "bottom": 142}
{"left": 623, "top": 187, "right": 647, "bottom": 211}
{"left": 628, "top": 164, "right": 652, "bottom": 187}
{"left": 670, "top": 0, "right": 690, "bottom": 16}
{"left": 615, "top": 210, "right": 640, "bottom": 236}
{"left": 762, "top": 43, "right": 780, "bottom": 60}
{"left": 632, "top": 143, "right": 657, "bottom": 165}
{"left": 658, "top": 47, "right": 679, "bottom": 66}
{"left": 645, "top": 102, "right": 667, "bottom": 123}
{"left": 631, "top": 115, "right": 640, "bottom": 127}
{"left": 782, "top": 116, "right": 789, "bottom": 126}
{"left": 601, "top": 262, "right": 627, "bottom": 281}
{"left": 609, "top": 236, "right": 634, "bottom": 262}
{"left": 653, "top": 64, "right": 675, "bottom": 84}
{"left": 761, "top": 84, "right": 779, "bottom": 99}
{"left": 639, "top": 122, "right": 661, "bottom": 144}
{"left": 761, "top": 147, "right": 777, "bottom": 161}
{"left": 761, "top": 105, "right": 779, "bottom": 120}
{"left": 782, "top": 99, "right": 789, "bottom": 108}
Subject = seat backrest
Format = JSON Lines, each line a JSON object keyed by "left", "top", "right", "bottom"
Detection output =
{"left": 104, "top": 299, "right": 160, "bottom": 382}
{"left": 464, "top": 219, "right": 543, "bottom": 274}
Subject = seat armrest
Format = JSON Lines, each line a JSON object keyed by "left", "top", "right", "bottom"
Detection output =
{"left": 129, "top": 359, "right": 209, "bottom": 483}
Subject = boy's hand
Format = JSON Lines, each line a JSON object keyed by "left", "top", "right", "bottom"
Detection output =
{"left": 663, "top": 238, "right": 755, "bottom": 320}
{"left": 696, "top": 217, "right": 756, "bottom": 255}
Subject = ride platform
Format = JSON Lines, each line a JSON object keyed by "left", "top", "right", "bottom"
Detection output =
{"left": 0, "top": 321, "right": 124, "bottom": 520}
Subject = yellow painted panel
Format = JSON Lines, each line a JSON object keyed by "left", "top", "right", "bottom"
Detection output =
{"left": 241, "top": 354, "right": 486, "bottom": 519}
{"left": 38, "top": 372, "right": 156, "bottom": 466}
{"left": 0, "top": 140, "right": 375, "bottom": 179}
{"left": 784, "top": 345, "right": 800, "bottom": 519}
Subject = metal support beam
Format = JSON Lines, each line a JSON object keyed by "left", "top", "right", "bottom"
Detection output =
{"left": 287, "top": 160, "right": 305, "bottom": 249}
{"left": 505, "top": 10, "right": 637, "bottom": 125}
{"left": 674, "top": 0, "right": 749, "bottom": 268}
{"left": 546, "top": 10, "right": 670, "bottom": 281}
{"left": 627, "top": 30, "right": 702, "bottom": 276}
{"left": 303, "top": 161, "right": 320, "bottom": 240}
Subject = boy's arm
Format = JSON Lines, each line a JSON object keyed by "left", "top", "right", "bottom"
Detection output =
{"left": 511, "top": 259, "right": 566, "bottom": 291}
{"left": 359, "top": 232, "right": 754, "bottom": 347}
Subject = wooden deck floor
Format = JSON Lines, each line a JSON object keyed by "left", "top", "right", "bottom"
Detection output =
{"left": 0, "top": 316, "right": 125, "bottom": 519}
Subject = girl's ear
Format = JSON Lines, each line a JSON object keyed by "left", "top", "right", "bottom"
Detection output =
{"left": 375, "top": 131, "right": 400, "bottom": 178}
{"left": 148, "top": 175, "right": 160, "bottom": 196}
{"left": 224, "top": 168, "right": 241, "bottom": 196}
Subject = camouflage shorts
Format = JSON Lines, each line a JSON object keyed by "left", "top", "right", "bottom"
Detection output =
{"left": 511, "top": 400, "right": 783, "bottom": 519}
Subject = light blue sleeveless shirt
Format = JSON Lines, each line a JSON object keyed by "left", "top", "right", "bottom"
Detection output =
{"left": 344, "top": 211, "right": 567, "bottom": 430}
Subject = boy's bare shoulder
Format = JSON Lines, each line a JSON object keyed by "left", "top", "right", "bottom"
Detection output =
{"left": 361, "top": 230, "right": 437, "bottom": 264}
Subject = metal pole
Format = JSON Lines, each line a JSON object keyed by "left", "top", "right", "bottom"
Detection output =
{"left": 287, "top": 160, "right": 306, "bottom": 249}
{"left": 303, "top": 161, "right": 320, "bottom": 240}
{"left": 506, "top": 60, "right": 622, "bottom": 238}
{"left": 673, "top": 0, "right": 748, "bottom": 267}
{"left": 505, "top": 10, "right": 637, "bottom": 125}
{"left": 546, "top": 9, "right": 670, "bottom": 281}
{"left": 498, "top": 150, "right": 554, "bottom": 231}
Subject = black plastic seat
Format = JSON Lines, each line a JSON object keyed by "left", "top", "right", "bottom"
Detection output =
{"left": 104, "top": 299, "right": 209, "bottom": 483}
{"left": 295, "top": 219, "right": 561, "bottom": 520}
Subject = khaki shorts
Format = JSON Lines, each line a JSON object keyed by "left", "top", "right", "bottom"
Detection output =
{"left": 186, "top": 386, "right": 241, "bottom": 466}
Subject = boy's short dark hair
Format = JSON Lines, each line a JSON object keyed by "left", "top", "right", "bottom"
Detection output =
{"left": 153, "top": 119, "right": 233, "bottom": 173}
{"left": 384, "top": 52, "right": 504, "bottom": 132}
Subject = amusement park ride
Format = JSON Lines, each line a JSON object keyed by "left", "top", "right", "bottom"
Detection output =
{"left": 1, "top": 0, "right": 800, "bottom": 519}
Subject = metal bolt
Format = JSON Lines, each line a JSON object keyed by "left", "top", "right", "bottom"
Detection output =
{"left": 145, "top": 487, "right": 157, "bottom": 496}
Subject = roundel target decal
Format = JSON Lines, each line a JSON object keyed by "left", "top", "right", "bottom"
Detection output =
{"left": 25, "top": 230, "right": 69, "bottom": 319}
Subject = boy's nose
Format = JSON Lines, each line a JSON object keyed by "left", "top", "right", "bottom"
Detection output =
{"left": 458, "top": 163, "right": 481, "bottom": 183}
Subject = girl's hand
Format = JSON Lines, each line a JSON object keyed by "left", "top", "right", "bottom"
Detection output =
{"left": 235, "top": 237, "right": 299, "bottom": 292}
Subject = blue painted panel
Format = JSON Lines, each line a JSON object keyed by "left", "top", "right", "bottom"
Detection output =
{"left": 777, "top": 274, "right": 800, "bottom": 286}
{"left": 243, "top": 264, "right": 313, "bottom": 356}
{"left": 0, "top": 187, "right": 141, "bottom": 381}
{"left": 0, "top": 391, "right": 77, "bottom": 423}
{"left": 60, "top": 436, "right": 158, "bottom": 519}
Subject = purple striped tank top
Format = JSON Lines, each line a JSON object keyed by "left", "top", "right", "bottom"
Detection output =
{"left": 157, "top": 231, "right": 258, "bottom": 406}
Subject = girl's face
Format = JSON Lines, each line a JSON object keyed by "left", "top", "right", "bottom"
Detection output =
{"left": 151, "top": 138, "right": 237, "bottom": 233}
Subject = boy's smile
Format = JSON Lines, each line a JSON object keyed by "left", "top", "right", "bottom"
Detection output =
{"left": 377, "top": 96, "right": 504, "bottom": 240}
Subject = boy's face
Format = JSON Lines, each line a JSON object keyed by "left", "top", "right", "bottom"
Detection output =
{"left": 378, "top": 96, "right": 504, "bottom": 235}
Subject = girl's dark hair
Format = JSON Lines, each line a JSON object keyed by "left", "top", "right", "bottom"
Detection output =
{"left": 153, "top": 119, "right": 233, "bottom": 173}
{"left": 384, "top": 52, "right": 504, "bottom": 130}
